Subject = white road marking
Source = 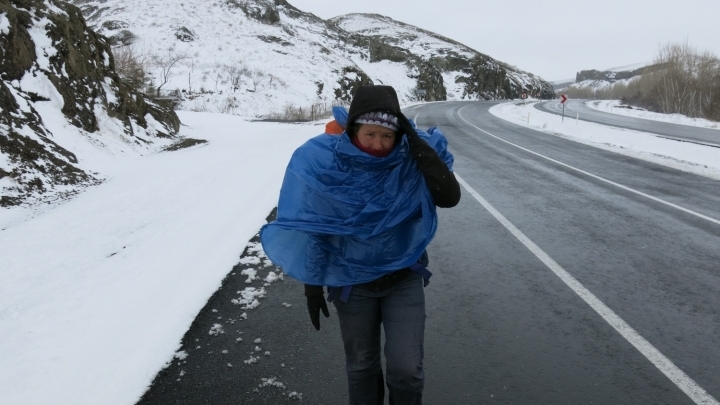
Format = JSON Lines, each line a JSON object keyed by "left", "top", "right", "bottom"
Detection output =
{"left": 455, "top": 105, "right": 720, "bottom": 226}
{"left": 454, "top": 173, "right": 719, "bottom": 405}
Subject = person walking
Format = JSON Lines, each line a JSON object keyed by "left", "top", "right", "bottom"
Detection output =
{"left": 261, "top": 85, "right": 460, "bottom": 405}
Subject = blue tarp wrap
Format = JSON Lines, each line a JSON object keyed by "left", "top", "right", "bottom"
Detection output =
{"left": 332, "top": 106, "right": 348, "bottom": 127}
{"left": 260, "top": 117, "right": 454, "bottom": 287}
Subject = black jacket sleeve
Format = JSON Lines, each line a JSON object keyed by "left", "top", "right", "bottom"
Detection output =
{"left": 406, "top": 130, "right": 461, "bottom": 208}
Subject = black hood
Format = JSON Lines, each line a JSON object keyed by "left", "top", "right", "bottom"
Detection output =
{"left": 347, "top": 85, "right": 401, "bottom": 129}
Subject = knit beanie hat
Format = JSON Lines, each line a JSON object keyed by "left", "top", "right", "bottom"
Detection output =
{"left": 347, "top": 85, "right": 402, "bottom": 131}
{"left": 354, "top": 111, "right": 399, "bottom": 132}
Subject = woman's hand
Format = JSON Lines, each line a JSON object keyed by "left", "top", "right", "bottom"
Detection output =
{"left": 397, "top": 113, "right": 461, "bottom": 208}
{"left": 305, "top": 284, "right": 329, "bottom": 330}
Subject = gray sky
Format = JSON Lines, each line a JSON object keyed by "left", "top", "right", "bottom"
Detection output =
{"left": 288, "top": 0, "right": 720, "bottom": 82}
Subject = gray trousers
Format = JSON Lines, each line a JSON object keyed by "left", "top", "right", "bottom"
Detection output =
{"left": 333, "top": 273, "right": 426, "bottom": 405}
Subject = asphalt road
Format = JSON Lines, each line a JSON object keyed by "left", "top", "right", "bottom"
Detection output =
{"left": 536, "top": 99, "right": 720, "bottom": 147}
{"left": 138, "top": 101, "right": 720, "bottom": 404}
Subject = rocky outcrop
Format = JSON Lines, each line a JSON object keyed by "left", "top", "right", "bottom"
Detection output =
{"left": 0, "top": 0, "right": 180, "bottom": 206}
{"left": 225, "top": 0, "right": 280, "bottom": 25}
{"left": 415, "top": 64, "right": 447, "bottom": 101}
{"left": 334, "top": 67, "right": 374, "bottom": 102}
{"left": 575, "top": 64, "right": 665, "bottom": 83}
{"left": 331, "top": 14, "right": 555, "bottom": 102}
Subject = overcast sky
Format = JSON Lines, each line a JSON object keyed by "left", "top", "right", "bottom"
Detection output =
{"left": 289, "top": 0, "right": 720, "bottom": 82}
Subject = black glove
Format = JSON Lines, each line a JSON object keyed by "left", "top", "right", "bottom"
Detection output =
{"left": 397, "top": 113, "right": 422, "bottom": 147}
{"left": 305, "top": 284, "right": 329, "bottom": 330}
{"left": 397, "top": 113, "right": 461, "bottom": 208}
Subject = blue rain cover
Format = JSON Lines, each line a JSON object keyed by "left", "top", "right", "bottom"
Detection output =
{"left": 332, "top": 106, "right": 348, "bottom": 127}
{"left": 260, "top": 120, "right": 454, "bottom": 287}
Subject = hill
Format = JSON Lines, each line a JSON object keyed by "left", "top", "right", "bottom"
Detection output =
{"left": 0, "top": 0, "right": 180, "bottom": 207}
{"left": 69, "top": 0, "right": 554, "bottom": 116}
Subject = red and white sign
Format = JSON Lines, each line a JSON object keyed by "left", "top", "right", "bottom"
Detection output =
{"left": 561, "top": 94, "right": 568, "bottom": 104}
{"left": 521, "top": 93, "right": 527, "bottom": 99}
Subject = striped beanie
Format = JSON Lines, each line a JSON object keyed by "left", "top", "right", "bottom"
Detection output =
{"left": 354, "top": 111, "right": 399, "bottom": 132}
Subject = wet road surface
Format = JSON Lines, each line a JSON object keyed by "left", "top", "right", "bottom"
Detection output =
{"left": 138, "top": 101, "right": 720, "bottom": 404}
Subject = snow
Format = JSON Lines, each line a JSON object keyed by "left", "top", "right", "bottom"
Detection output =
{"left": 260, "top": 377, "right": 285, "bottom": 388}
{"left": 264, "top": 271, "right": 280, "bottom": 284}
{"left": 71, "top": 0, "right": 550, "bottom": 117}
{"left": 332, "top": 13, "right": 475, "bottom": 60}
{"left": 26, "top": 17, "right": 57, "bottom": 71}
{"left": 0, "top": 12, "right": 10, "bottom": 35}
{"left": 241, "top": 268, "right": 258, "bottom": 284}
{"left": 209, "top": 324, "right": 225, "bottom": 336}
{"left": 587, "top": 100, "right": 720, "bottom": 131}
{"left": 103, "top": 78, "right": 118, "bottom": 105}
{"left": 0, "top": 111, "right": 319, "bottom": 405}
{"left": 232, "top": 287, "right": 266, "bottom": 309}
{"left": 490, "top": 102, "right": 720, "bottom": 181}
{"left": 0, "top": 176, "right": 16, "bottom": 195}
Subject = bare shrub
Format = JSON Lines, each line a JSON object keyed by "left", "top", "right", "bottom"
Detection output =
{"left": 265, "top": 102, "right": 332, "bottom": 122}
{"left": 221, "top": 96, "right": 240, "bottom": 114}
{"left": 112, "top": 45, "right": 149, "bottom": 93}
{"left": 151, "top": 50, "right": 188, "bottom": 95}
{"left": 224, "top": 62, "right": 248, "bottom": 93}
{"left": 250, "top": 69, "right": 267, "bottom": 92}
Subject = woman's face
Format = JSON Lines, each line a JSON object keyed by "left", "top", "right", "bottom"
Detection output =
{"left": 355, "top": 124, "right": 396, "bottom": 152}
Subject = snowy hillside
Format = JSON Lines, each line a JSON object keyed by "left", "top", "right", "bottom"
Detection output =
{"left": 332, "top": 13, "right": 555, "bottom": 101}
{"left": 69, "top": 0, "right": 554, "bottom": 116}
{"left": 0, "top": 0, "right": 179, "bottom": 207}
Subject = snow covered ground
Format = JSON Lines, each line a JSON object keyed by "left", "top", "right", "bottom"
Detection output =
{"left": 587, "top": 100, "right": 720, "bottom": 130}
{"left": 490, "top": 102, "right": 720, "bottom": 181}
{"left": 0, "top": 112, "right": 320, "bottom": 405}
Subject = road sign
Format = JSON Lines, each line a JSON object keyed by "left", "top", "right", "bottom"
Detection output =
{"left": 561, "top": 94, "right": 568, "bottom": 104}
{"left": 521, "top": 93, "right": 527, "bottom": 99}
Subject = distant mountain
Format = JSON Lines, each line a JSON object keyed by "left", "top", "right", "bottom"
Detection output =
{"left": 68, "top": 0, "right": 554, "bottom": 116}
{"left": 565, "top": 62, "right": 660, "bottom": 90}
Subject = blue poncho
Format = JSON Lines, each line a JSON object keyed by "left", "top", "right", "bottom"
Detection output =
{"left": 260, "top": 116, "right": 454, "bottom": 287}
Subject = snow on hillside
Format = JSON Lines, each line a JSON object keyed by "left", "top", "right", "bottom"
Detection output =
{"left": 0, "top": 111, "right": 319, "bottom": 405}
{"left": 333, "top": 13, "right": 554, "bottom": 100}
{"left": 571, "top": 76, "right": 638, "bottom": 90}
{"left": 73, "top": 0, "right": 355, "bottom": 116}
{"left": 588, "top": 100, "right": 720, "bottom": 130}
{"left": 566, "top": 61, "right": 653, "bottom": 91}
{"left": 70, "top": 0, "right": 554, "bottom": 116}
{"left": 1, "top": 0, "right": 179, "bottom": 207}
{"left": 331, "top": 13, "right": 475, "bottom": 60}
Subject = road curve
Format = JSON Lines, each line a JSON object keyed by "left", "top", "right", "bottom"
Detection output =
{"left": 138, "top": 101, "right": 720, "bottom": 405}
{"left": 536, "top": 99, "right": 720, "bottom": 147}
